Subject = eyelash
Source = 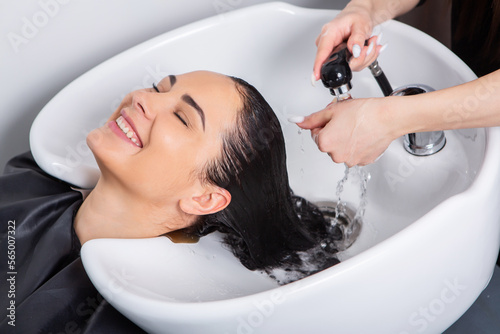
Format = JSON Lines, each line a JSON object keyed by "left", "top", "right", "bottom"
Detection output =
{"left": 152, "top": 83, "right": 188, "bottom": 128}
{"left": 174, "top": 112, "right": 188, "bottom": 127}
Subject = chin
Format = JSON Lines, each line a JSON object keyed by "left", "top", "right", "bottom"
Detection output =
{"left": 86, "top": 126, "right": 108, "bottom": 151}
{"left": 86, "top": 127, "right": 113, "bottom": 171}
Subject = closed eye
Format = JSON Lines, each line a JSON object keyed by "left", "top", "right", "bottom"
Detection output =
{"left": 153, "top": 81, "right": 188, "bottom": 127}
{"left": 174, "top": 111, "right": 188, "bottom": 127}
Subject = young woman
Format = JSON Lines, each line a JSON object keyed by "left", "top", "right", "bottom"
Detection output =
{"left": 0, "top": 71, "right": 342, "bottom": 333}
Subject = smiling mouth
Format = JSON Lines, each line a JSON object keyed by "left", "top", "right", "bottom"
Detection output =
{"left": 116, "top": 116, "right": 142, "bottom": 147}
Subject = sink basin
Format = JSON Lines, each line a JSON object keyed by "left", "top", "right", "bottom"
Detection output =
{"left": 30, "top": 2, "right": 500, "bottom": 333}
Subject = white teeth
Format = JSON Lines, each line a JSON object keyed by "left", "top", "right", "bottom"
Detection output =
{"left": 116, "top": 116, "right": 141, "bottom": 147}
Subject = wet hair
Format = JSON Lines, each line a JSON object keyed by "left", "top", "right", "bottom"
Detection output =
{"left": 188, "top": 76, "right": 342, "bottom": 278}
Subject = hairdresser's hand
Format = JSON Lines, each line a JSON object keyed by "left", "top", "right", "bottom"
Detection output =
{"left": 313, "top": 1, "right": 384, "bottom": 81}
{"left": 297, "top": 98, "right": 400, "bottom": 167}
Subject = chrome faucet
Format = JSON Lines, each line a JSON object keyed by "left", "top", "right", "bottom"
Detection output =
{"left": 390, "top": 85, "right": 446, "bottom": 155}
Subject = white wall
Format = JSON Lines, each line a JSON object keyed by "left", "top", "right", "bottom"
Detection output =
{"left": 0, "top": 0, "right": 348, "bottom": 170}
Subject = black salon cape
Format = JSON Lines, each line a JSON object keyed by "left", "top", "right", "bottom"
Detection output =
{"left": 0, "top": 152, "right": 145, "bottom": 334}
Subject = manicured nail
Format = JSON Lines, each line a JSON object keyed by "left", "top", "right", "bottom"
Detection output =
{"left": 366, "top": 42, "right": 374, "bottom": 56}
{"left": 377, "top": 32, "right": 384, "bottom": 46}
{"left": 352, "top": 44, "right": 361, "bottom": 58}
{"left": 311, "top": 72, "right": 317, "bottom": 87}
{"left": 288, "top": 115, "right": 305, "bottom": 123}
{"left": 379, "top": 43, "right": 388, "bottom": 54}
{"left": 312, "top": 133, "right": 319, "bottom": 145}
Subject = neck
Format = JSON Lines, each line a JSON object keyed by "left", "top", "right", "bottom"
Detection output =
{"left": 74, "top": 178, "right": 185, "bottom": 245}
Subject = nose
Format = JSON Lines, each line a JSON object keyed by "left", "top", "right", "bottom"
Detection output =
{"left": 131, "top": 90, "right": 154, "bottom": 120}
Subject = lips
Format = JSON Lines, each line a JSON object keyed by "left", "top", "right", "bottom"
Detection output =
{"left": 115, "top": 114, "right": 143, "bottom": 148}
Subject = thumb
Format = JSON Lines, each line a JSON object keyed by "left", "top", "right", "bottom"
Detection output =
{"left": 313, "top": 25, "right": 345, "bottom": 80}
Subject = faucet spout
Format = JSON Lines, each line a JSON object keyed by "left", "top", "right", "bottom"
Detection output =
{"left": 390, "top": 85, "right": 446, "bottom": 156}
{"left": 366, "top": 59, "right": 446, "bottom": 156}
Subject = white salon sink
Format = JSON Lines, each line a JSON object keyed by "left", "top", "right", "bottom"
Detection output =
{"left": 30, "top": 2, "right": 500, "bottom": 333}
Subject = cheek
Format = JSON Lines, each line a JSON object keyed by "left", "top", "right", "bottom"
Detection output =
{"left": 108, "top": 93, "right": 133, "bottom": 121}
{"left": 150, "top": 122, "right": 201, "bottom": 162}
{"left": 126, "top": 138, "right": 199, "bottom": 197}
{"left": 125, "top": 154, "right": 196, "bottom": 204}
{"left": 140, "top": 142, "right": 196, "bottom": 183}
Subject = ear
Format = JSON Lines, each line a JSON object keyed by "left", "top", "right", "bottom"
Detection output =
{"left": 179, "top": 187, "right": 231, "bottom": 216}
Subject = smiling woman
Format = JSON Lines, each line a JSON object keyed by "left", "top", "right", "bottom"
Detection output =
{"left": 76, "top": 71, "right": 242, "bottom": 244}
{"left": 0, "top": 70, "right": 342, "bottom": 333}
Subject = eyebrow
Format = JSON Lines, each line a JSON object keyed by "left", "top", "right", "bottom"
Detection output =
{"left": 182, "top": 94, "right": 205, "bottom": 131}
{"left": 169, "top": 75, "right": 176, "bottom": 87}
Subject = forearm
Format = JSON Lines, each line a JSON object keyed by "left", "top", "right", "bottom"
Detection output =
{"left": 346, "top": 0, "right": 421, "bottom": 25}
{"left": 391, "top": 69, "right": 500, "bottom": 136}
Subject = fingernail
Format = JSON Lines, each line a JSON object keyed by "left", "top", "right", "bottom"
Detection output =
{"left": 366, "top": 42, "right": 374, "bottom": 56}
{"left": 379, "top": 43, "right": 388, "bottom": 54}
{"left": 352, "top": 44, "right": 361, "bottom": 58}
{"left": 310, "top": 72, "right": 317, "bottom": 87}
{"left": 377, "top": 32, "right": 384, "bottom": 46}
{"left": 288, "top": 115, "right": 305, "bottom": 123}
{"left": 312, "top": 133, "right": 319, "bottom": 145}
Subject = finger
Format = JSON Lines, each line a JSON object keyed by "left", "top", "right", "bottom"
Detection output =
{"left": 349, "top": 55, "right": 368, "bottom": 72}
{"left": 364, "top": 35, "right": 383, "bottom": 62}
{"left": 311, "top": 127, "right": 321, "bottom": 146}
{"left": 346, "top": 24, "right": 370, "bottom": 59}
{"left": 349, "top": 39, "right": 383, "bottom": 71}
{"left": 297, "top": 107, "right": 335, "bottom": 130}
{"left": 313, "top": 26, "right": 344, "bottom": 80}
{"left": 311, "top": 127, "right": 345, "bottom": 164}
{"left": 364, "top": 43, "right": 379, "bottom": 64}
{"left": 367, "top": 35, "right": 379, "bottom": 48}
{"left": 365, "top": 35, "right": 378, "bottom": 56}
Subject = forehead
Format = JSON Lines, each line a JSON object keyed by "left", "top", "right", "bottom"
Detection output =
{"left": 160, "top": 71, "right": 241, "bottom": 102}
{"left": 162, "top": 71, "right": 242, "bottom": 129}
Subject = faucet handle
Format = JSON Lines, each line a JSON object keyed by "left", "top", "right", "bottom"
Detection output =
{"left": 320, "top": 43, "right": 353, "bottom": 96}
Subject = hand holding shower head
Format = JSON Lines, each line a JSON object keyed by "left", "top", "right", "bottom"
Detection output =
{"left": 320, "top": 42, "right": 392, "bottom": 97}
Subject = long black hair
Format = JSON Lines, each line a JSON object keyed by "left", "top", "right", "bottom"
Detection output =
{"left": 188, "top": 76, "right": 342, "bottom": 279}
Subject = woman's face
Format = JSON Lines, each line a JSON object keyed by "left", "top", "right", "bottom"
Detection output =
{"left": 87, "top": 71, "right": 241, "bottom": 231}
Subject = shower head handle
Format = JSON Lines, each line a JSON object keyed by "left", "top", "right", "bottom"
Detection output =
{"left": 320, "top": 43, "right": 353, "bottom": 96}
